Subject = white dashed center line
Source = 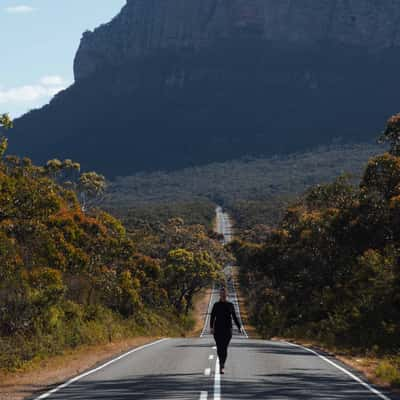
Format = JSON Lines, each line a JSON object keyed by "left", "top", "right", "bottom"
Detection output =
{"left": 200, "top": 391, "right": 208, "bottom": 400}
{"left": 214, "top": 358, "right": 221, "bottom": 400}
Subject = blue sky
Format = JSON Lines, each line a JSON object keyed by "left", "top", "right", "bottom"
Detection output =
{"left": 1, "top": 0, "right": 126, "bottom": 118}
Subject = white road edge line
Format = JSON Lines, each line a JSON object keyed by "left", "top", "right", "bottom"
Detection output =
{"left": 33, "top": 338, "right": 169, "bottom": 399}
{"left": 228, "top": 270, "right": 248, "bottom": 339}
{"left": 214, "top": 358, "right": 221, "bottom": 400}
{"left": 200, "top": 284, "right": 215, "bottom": 337}
{"left": 204, "top": 367, "right": 211, "bottom": 376}
{"left": 200, "top": 391, "right": 208, "bottom": 400}
{"left": 224, "top": 263, "right": 248, "bottom": 339}
{"left": 285, "top": 341, "right": 392, "bottom": 400}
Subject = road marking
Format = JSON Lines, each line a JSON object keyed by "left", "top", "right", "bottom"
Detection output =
{"left": 285, "top": 342, "right": 392, "bottom": 400}
{"left": 209, "top": 354, "right": 214, "bottom": 360}
{"left": 214, "top": 358, "right": 221, "bottom": 400}
{"left": 224, "top": 263, "right": 248, "bottom": 339}
{"left": 200, "top": 391, "right": 208, "bottom": 400}
{"left": 215, "top": 207, "right": 248, "bottom": 339}
{"left": 33, "top": 338, "right": 169, "bottom": 399}
{"left": 200, "top": 284, "right": 215, "bottom": 337}
{"left": 204, "top": 367, "right": 211, "bottom": 376}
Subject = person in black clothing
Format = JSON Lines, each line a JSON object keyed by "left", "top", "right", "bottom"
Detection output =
{"left": 210, "top": 287, "right": 242, "bottom": 374}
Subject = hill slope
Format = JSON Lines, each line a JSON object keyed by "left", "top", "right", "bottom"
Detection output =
{"left": 9, "top": 0, "right": 400, "bottom": 177}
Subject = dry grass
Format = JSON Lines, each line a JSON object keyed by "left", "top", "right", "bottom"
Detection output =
{"left": 0, "top": 336, "right": 161, "bottom": 400}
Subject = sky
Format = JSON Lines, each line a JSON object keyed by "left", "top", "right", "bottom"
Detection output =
{"left": 1, "top": 0, "right": 126, "bottom": 118}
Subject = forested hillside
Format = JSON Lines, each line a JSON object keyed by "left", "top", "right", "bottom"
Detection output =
{"left": 106, "top": 143, "right": 381, "bottom": 232}
{"left": 0, "top": 114, "right": 226, "bottom": 371}
{"left": 232, "top": 114, "right": 400, "bottom": 385}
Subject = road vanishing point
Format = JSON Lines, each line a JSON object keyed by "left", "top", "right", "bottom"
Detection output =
{"left": 32, "top": 207, "right": 397, "bottom": 400}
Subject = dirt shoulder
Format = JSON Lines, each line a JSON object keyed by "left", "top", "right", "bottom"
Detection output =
{"left": 188, "top": 287, "right": 212, "bottom": 337}
{"left": 0, "top": 336, "right": 162, "bottom": 400}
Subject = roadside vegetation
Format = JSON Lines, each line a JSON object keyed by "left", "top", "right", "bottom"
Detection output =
{"left": 231, "top": 114, "right": 400, "bottom": 387}
{"left": 0, "top": 114, "right": 226, "bottom": 372}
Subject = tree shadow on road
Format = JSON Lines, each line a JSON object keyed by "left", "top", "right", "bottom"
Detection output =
{"left": 24, "top": 368, "right": 399, "bottom": 400}
{"left": 222, "top": 369, "right": 398, "bottom": 400}
{"left": 26, "top": 373, "right": 212, "bottom": 400}
{"left": 175, "top": 339, "right": 316, "bottom": 356}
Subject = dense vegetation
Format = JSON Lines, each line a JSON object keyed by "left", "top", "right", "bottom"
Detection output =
{"left": 0, "top": 115, "right": 225, "bottom": 371}
{"left": 232, "top": 114, "right": 400, "bottom": 384}
{"left": 107, "top": 200, "right": 217, "bottom": 230}
{"left": 106, "top": 143, "right": 380, "bottom": 231}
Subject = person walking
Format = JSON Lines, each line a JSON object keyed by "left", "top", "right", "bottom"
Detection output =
{"left": 210, "top": 287, "right": 243, "bottom": 374}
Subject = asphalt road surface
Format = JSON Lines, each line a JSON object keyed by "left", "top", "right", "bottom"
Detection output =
{"left": 32, "top": 207, "right": 397, "bottom": 400}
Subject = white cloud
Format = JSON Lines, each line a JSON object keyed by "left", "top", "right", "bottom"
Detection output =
{"left": 40, "top": 75, "right": 66, "bottom": 86}
{"left": 5, "top": 5, "right": 35, "bottom": 14}
{"left": 0, "top": 76, "right": 69, "bottom": 105}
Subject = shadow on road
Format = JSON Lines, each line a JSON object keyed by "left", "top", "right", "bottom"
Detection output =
{"left": 28, "top": 373, "right": 211, "bottom": 400}
{"left": 26, "top": 368, "right": 398, "bottom": 400}
{"left": 175, "top": 340, "right": 315, "bottom": 356}
{"left": 221, "top": 370, "right": 395, "bottom": 399}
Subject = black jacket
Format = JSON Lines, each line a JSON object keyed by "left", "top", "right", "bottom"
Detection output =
{"left": 210, "top": 300, "right": 241, "bottom": 334}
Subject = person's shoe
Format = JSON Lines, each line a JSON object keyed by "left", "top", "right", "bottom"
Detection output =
{"left": 220, "top": 367, "right": 225, "bottom": 374}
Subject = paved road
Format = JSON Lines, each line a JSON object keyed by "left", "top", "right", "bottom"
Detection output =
{"left": 215, "top": 206, "right": 233, "bottom": 245}
{"left": 201, "top": 206, "right": 245, "bottom": 339}
{"left": 32, "top": 207, "right": 396, "bottom": 400}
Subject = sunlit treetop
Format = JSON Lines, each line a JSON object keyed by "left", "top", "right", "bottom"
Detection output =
{"left": 0, "top": 114, "right": 13, "bottom": 130}
{"left": 379, "top": 112, "right": 400, "bottom": 156}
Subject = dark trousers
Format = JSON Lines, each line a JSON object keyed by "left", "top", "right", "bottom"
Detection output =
{"left": 214, "top": 330, "right": 232, "bottom": 368}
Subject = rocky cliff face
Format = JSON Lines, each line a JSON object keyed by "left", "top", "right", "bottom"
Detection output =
{"left": 74, "top": 0, "right": 400, "bottom": 81}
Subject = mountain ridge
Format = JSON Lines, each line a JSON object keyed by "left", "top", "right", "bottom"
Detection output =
{"left": 9, "top": 0, "right": 400, "bottom": 178}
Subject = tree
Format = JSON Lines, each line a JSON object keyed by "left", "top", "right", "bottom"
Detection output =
{"left": 78, "top": 172, "right": 107, "bottom": 211}
{"left": 231, "top": 113, "right": 400, "bottom": 346}
{"left": 361, "top": 153, "right": 400, "bottom": 200}
{"left": 379, "top": 113, "right": 400, "bottom": 156}
{"left": 0, "top": 113, "right": 12, "bottom": 157}
{"left": 45, "top": 158, "right": 81, "bottom": 186}
{"left": 164, "top": 248, "right": 221, "bottom": 314}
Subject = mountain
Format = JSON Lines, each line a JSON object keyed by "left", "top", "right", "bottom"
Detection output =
{"left": 9, "top": 0, "right": 400, "bottom": 177}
